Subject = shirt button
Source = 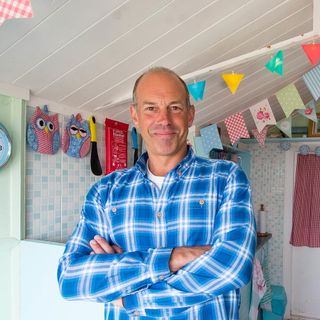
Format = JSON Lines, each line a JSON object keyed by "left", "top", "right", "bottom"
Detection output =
{"left": 159, "top": 275, "right": 165, "bottom": 280}
{"left": 134, "top": 311, "right": 139, "bottom": 316}
{"left": 199, "top": 199, "right": 205, "bottom": 205}
{"left": 156, "top": 212, "right": 162, "bottom": 218}
{"left": 178, "top": 171, "right": 182, "bottom": 176}
{"left": 111, "top": 207, "right": 117, "bottom": 214}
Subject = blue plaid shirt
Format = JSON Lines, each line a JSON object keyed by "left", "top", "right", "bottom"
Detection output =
{"left": 58, "top": 147, "right": 256, "bottom": 320}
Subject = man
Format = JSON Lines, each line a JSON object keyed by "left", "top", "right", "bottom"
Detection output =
{"left": 58, "top": 67, "right": 256, "bottom": 319}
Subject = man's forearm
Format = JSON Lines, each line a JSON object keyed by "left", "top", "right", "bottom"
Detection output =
{"left": 169, "top": 245, "right": 212, "bottom": 272}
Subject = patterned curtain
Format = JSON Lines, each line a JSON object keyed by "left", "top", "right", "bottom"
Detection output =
{"left": 290, "top": 154, "right": 320, "bottom": 247}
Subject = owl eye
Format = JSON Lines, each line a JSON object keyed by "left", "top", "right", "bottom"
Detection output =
{"left": 79, "top": 128, "right": 87, "bottom": 137}
{"left": 36, "top": 118, "right": 45, "bottom": 130}
{"left": 70, "top": 125, "right": 79, "bottom": 135}
{"left": 47, "top": 121, "right": 54, "bottom": 132}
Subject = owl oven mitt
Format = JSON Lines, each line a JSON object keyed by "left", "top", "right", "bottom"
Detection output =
{"left": 27, "top": 105, "right": 60, "bottom": 154}
{"left": 62, "top": 113, "right": 90, "bottom": 158}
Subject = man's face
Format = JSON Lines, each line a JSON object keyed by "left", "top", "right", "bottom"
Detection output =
{"left": 130, "top": 72, "right": 195, "bottom": 159}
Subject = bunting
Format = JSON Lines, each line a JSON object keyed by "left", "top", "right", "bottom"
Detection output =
{"left": 275, "top": 83, "right": 304, "bottom": 117}
{"left": 194, "top": 136, "right": 208, "bottom": 158}
{"left": 0, "top": 0, "right": 33, "bottom": 25}
{"left": 222, "top": 73, "right": 244, "bottom": 94}
{"left": 224, "top": 112, "right": 250, "bottom": 145}
{"left": 200, "top": 124, "right": 223, "bottom": 153}
{"left": 249, "top": 99, "right": 276, "bottom": 133}
{"left": 252, "top": 127, "right": 268, "bottom": 147}
{"left": 303, "top": 64, "right": 320, "bottom": 101}
{"left": 276, "top": 116, "right": 292, "bottom": 137}
{"left": 265, "top": 50, "right": 284, "bottom": 76}
{"left": 187, "top": 80, "right": 206, "bottom": 101}
{"left": 297, "top": 100, "right": 318, "bottom": 123}
{"left": 187, "top": 125, "right": 196, "bottom": 147}
{"left": 301, "top": 44, "right": 320, "bottom": 65}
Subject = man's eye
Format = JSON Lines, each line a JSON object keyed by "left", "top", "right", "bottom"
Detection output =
{"left": 170, "top": 105, "right": 183, "bottom": 112}
{"left": 144, "top": 105, "right": 156, "bottom": 112}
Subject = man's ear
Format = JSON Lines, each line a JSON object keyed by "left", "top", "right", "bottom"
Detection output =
{"left": 188, "top": 105, "right": 195, "bottom": 127}
{"left": 130, "top": 104, "right": 139, "bottom": 129}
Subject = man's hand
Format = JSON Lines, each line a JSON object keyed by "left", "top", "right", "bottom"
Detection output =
{"left": 169, "top": 245, "right": 211, "bottom": 272}
{"left": 89, "top": 235, "right": 124, "bottom": 307}
{"left": 90, "top": 235, "right": 123, "bottom": 254}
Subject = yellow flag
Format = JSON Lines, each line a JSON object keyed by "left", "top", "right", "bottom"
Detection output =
{"left": 222, "top": 73, "right": 244, "bottom": 94}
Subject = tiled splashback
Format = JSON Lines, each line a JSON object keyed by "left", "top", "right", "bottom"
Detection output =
{"left": 25, "top": 106, "right": 134, "bottom": 243}
{"left": 248, "top": 143, "right": 286, "bottom": 286}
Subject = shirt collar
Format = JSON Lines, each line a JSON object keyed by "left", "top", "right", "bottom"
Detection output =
{"left": 135, "top": 146, "right": 195, "bottom": 178}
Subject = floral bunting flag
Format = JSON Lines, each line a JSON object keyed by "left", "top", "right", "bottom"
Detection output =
{"left": 265, "top": 50, "right": 284, "bottom": 76}
{"left": 301, "top": 44, "right": 320, "bottom": 65}
{"left": 200, "top": 124, "right": 223, "bottom": 153}
{"left": 275, "top": 83, "right": 304, "bottom": 117}
{"left": 303, "top": 64, "right": 320, "bottom": 101}
{"left": 187, "top": 80, "right": 206, "bottom": 101}
{"left": 224, "top": 112, "right": 250, "bottom": 145}
{"left": 276, "top": 116, "right": 292, "bottom": 137}
{"left": 0, "top": 0, "right": 33, "bottom": 25}
{"left": 297, "top": 100, "right": 318, "bottom": 123}
{"left": 252, "top": 127, "right": 268, "bottom": 147}
{"left": 222, "top": 73, "right": 244, "bottom": 94}
{"left": 249, "top": 99, "right": 276, "bottom": 132}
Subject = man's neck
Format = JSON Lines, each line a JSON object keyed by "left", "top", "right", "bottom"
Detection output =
{"left": 147, "top": 147, "right": 188, "bottom": 176}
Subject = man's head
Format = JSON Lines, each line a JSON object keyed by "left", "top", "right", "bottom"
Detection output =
{"left": 132, "top": 67, "right": 191, "bottom": 108}
{"left": 130, "top": 67, "right": 195, "bottom": 163}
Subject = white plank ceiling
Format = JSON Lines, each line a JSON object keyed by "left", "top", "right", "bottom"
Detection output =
{"left": 0, "top": 0, "right": 318, "bottom": 132}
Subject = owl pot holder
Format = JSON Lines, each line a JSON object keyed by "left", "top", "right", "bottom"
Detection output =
{"left": 62, "top": 113, "right": 90, "bottom": 158}
{"left": 27, "top": 105, "right": 60, "bottom": 154}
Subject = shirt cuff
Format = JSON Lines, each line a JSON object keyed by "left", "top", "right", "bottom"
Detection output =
{"left": 148, "top": 247, "right": 173, "bottom": 283}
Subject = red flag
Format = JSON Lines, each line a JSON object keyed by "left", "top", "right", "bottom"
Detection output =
{"left": 302, "top": 44, "right": 320, "bottom": 65}
{"left": 224, "top": 112, "right": 250, "bottom": 145}
{"left": 0, "top": 0, "right": 33, "bottom": 25}
{"left": 252, "top": 127, "right": 268, "bottom": 147}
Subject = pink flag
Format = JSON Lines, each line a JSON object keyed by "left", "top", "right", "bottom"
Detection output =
{"left": 0, "top": 0, "right": 33, "bottom": 25}
{"left": 224, "top": 112, "right": 250, "bottom": 145}
{"left": 252, "top": 127, "right": 268, "bottom": 147}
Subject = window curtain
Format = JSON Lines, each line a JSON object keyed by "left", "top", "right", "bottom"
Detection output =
{"left": 290, "top": 154, "right": 320, "bottom": 247}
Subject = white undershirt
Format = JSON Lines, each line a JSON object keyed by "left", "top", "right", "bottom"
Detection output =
{"left": 147, "top": 161, "right": 165, "bottom": 190}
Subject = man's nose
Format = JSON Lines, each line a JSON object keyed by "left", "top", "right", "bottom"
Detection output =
{"left": 156, "top": 109, "right": 171, "bottom": 124}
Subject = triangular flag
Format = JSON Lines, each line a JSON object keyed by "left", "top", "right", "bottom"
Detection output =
{"left": 194, "top": 136, "right": 208, "bottom": 158}
{"left": 187, "top": 80, "right": 206, "bottom": 101}
{"left": 222, "top": 73, "right": 244, "bottom": 94}
{"left": 252, "top": 127, "right": 268, "bottom": 147}
{"left": 303, "top": 64, "right": 320, "bottom": 101}
{"left": 297, "top": 100, "right": 318, "bottom": 123}
{"left": 249, "top": 99, "right": 276, "bottom": 133}
{"left": 302, "top": 44, "right": 320, "bottom": 65}
{"left": 187, "top": 125, "right": 196, "bottom": 147}
{"left": 0, "top": 0, "right": 33, "bottom": 25}
{"left": 200, "top": 124, "right": 223, "bottom": 153}
{"left": 276, "top": 116, "right": 292, "bottom": 137}
{"left": 275, "top": 83, "right": 304, "bottom": 117}
{"left": 265, "top": 50, "right": 284, "bottom": 76}
{"left": 224, "top": 112, "right": 250, "bottom": 145}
